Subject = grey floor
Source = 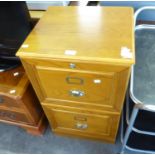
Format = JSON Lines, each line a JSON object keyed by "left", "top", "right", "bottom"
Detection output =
{"left": 0, "top": 122, "right": 125, "bottom": 154}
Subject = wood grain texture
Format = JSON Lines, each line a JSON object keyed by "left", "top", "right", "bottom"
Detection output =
{"left": 20, "top": 58, "right": 131, "bottom": 113}
{"left": 17, "top": 7, "right": 134, "bottom": 142}
{"left": 43, "top": 104, "right": 120, "bottom": 143}
{"left": 0, "top": 66, "right": 28, "bottom": 97}
{"left": 17, "top": 7, "right": 135, "bottom": 66}
{"left": 23, "top": 58, "right": 127, "bottom": 73}
{"left": 0, "top": 109, "right": 30, "bottom": 124}
{"left": 36, "top": 66, "right": 115, "bottom": 105}
{"left": 29, "top": 10, "right": 45, "bottom": 19}
{"left": 0, "top": 66, "right": 47, "bottom": 135}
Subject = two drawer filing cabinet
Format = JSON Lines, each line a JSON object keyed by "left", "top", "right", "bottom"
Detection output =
{"left": 17, "top": 7, "right": 135, "bottom": 142}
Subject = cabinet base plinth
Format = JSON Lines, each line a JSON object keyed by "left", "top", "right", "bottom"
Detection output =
{"left": 23, "top": 114, "right": 47, "bottom": 136}
{"left": 0, "top": 114, "right": 47, "bottom": 136}
{"left": 52, "top": 129, "right": 115, "bottom": 144}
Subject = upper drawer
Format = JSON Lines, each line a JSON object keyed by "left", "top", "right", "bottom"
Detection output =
{"left": 26, "top": 59, "right": 126, "bottom": 73}
{"left": 36, "top": 66, "right": 118, "bottom": 111}
{"left": 0, "top": 66, "right": 29, "bottom": 97}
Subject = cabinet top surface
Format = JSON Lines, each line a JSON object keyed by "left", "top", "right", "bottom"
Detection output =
{"left": 17, "top": 7, "right": 135, "bottom": 65}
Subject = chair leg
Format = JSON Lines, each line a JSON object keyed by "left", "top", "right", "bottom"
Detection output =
{"left": 126, "top": 87, "right": 130, "bottom": 124}
{"left": 121, "top": 106, "right": 139, "bottom": 153}
{"left": 120, "top": 107, "right": 124, "bottom": 144}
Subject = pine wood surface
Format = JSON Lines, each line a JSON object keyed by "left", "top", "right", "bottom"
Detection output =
{"left": 17, "top": 7, "right": 135, "bottom": 66}
{"left": 17, "top": 7, "right": 134, "bottom": 142}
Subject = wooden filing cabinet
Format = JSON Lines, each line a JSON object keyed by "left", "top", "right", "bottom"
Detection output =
{"left": 0, "top": 66, "right": 46, "bottom": 135}
{"left": 16, "top": 7, "right": 135, "bottom": 142}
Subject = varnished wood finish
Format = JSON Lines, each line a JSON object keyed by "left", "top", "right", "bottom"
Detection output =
{"left": 0, "top": 66, "right": 47, "bottom": 135}
{"left": 17, "top": 7, "right": 134, "bottom": 142}
{"left": 29, "top": 11, "right": 45, "bottom": 19}
{"left": 43, "top": 104, "right": 120, "bottom": 143}
{"left": 0, "top": 109, "right": 30, "bottom": 124}
{"left": 0, "top": 66, "right": 27, "bottom": 96}
{"left": 17, "top": 7, "right": 135, "bottom": 66}
{"left": 20, "top": 58, "right": 131, "bottom": 113}
{"left": 24, "top": 58, "right": 127, "bottom": 73}
{"left": 37, "top": 66, "right": 115, "bottom": 106}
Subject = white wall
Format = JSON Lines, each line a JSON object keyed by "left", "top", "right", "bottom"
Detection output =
{"left": 26, "top": 1, "right": 69, "bottom": 10}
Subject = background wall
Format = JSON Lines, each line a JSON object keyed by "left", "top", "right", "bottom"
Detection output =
{"left": 100, "top": 1, "right": 155, "bottom": 21}
{"left": 26, "top": 1, "right": 69, "bottom": 10}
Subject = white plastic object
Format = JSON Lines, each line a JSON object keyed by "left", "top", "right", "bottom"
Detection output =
{"left": 93, "top": 79, "right": 101, "bottom": 84}
{"left": 9, "top": 90, "right": 16, "bottom": 94}
{"left": 65, "top": 50, "right": 77, "bottom": 56}
{"left": 13, "top": 72, "right": 19, "bottom": 77}
{"left": 21, "top": 44, "right": 29, "bottom": 48}
{"left": 121, "top": 47, "right": 133, "bottom": 59}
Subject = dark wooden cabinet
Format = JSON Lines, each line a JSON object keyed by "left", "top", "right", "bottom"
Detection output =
{"left": 0, "top": 66, "right": 47, "bottom": 135}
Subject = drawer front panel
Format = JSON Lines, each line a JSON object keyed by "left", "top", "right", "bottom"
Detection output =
{"left": 43, "top": 105, "right": 120, "bottom": 141}
{"left": 0, "top": 109, "right": 30, "bottom": 124}
{"left": 0, "top": 95, "right": 21, "bottom": 109}
{"left": 37, "top": 66, "right": 117, "bottom": 110}
{"left": 0, "top": 66, "right": 25, "bottom": 95}
{"left": 28, "top": 59, "right": 126, "bottom": 73}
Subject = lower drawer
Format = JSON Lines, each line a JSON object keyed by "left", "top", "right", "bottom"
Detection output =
{"left": 0, "top": 109, "right": 31, "bottom": 124}
{"left": 43, "top": 104, "right": 120, "bottom": 142}
{"left": 0, "top": 94, "right": 21, "bottom": 110}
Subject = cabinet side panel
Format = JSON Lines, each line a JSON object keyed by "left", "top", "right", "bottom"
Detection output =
{"left": 21, "top": 84, "right": 44, "bottom": 124}
{"left": 21, "top": 58, "right": 45, "bottom": 102}
{"left": 115, "top": 68, "right": 131, "bottom": 112}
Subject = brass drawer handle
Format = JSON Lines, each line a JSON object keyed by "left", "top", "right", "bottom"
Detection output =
{"left": 76, "top": 123, "right": 88, "bottom": 129}
{"left": 66, "top": 77, "right": 84, "bottom": 85}
{"left": 74, "top": 116, "right": 87, "bottom": 121}
{"left": 69, "top": 90, "right": 84, "bottom": 97}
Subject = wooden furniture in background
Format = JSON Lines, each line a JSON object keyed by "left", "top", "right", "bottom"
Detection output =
{"left": 17, "top": 7, "right": 135, "bottom": 142}
{"left": 0, "top": 66, "right": 46, "bottom": 135}
{"left": 28, "top": 1, "right": 99, "bottom": 19}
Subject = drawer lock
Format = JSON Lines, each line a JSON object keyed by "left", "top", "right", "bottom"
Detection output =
{"left": 69, "top": 90, "right": 84, "bottom": 97}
